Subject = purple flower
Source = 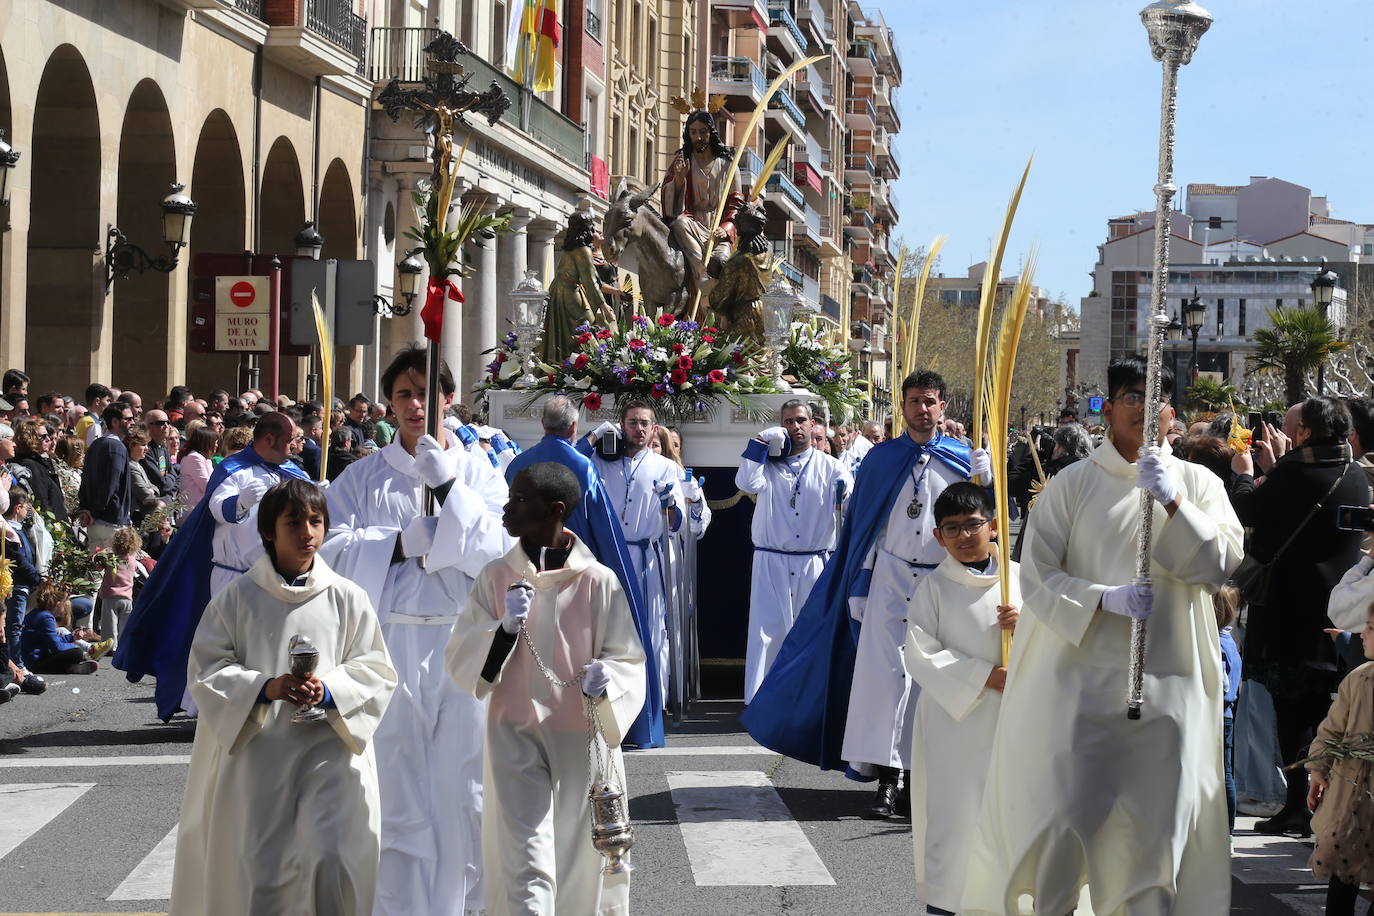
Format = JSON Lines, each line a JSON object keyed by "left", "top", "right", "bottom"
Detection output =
{"left": 575, "top": 322, "right": 592, "bottom": 333}
{"left": 632, "top": 315, "right": 649, "bottom": 326}
{"left": 503, "top": 331, "right": 519, "bottom": 348}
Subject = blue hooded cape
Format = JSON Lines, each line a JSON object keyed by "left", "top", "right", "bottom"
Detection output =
{"left": 114, "top": 447, "right": 310, "bottom": 721}
{"left": 739, "top": 433, "right": 970, "bottom": 771}
{"left": 507, "top": 436, "right": 665, "bottom": 748}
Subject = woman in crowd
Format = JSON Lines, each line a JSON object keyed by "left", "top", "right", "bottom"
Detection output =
{"left": 53, "top": 435, "right": 84, "bottom": 519}
{"left": 177, "top": 426, "right": 217, "bottom": 513}
{"left": 1233, "top": 397, "right": 1371, "bottom": 836}
{"left": 216, "top": 426, "right": 253, "bottom": 464}
{"left": 11, "top": 418, "right": 68, "bottom": 524}
{"left": 124, "top": 428, "right": 162, "bottom": 525}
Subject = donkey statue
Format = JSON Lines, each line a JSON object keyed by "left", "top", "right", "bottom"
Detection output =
{"left": 602, "top": 179, "right": 690, "bottom": 317}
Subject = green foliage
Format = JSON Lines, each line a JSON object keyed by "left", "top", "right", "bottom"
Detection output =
{"left": 40, "top": 510, "right": 116, "bottom": 596}
{"left": 1248, "top": 307, "right": 1348, "bottom": 404}
{"left": 1184, "top": 376, "right": 1241, "bottom": 412}
{"left": 782, "top": 324, "right": 865, "bottom": 422}
{"left": 403, "top": 182, "right": 512, "bottom": 279}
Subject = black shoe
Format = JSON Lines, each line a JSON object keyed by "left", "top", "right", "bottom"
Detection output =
{"left": 895, "top": 770, "right": 912, "bottom": 818}
{"left": 20, "top": 674, "right": 45, "bottom": 695}
{"left": 1255, "top": 809, "right": 1312, "bottom": 838}
{"left": 868, "top": 781, "right": 899, "bottom": 819}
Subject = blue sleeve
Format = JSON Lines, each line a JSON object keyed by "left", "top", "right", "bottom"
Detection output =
{"left": 575, "top": 436, "right": 595, "bottom": 458}
{"left": 742, "top": 439, "right": 769, "bottom": 464}
{"left": 256, "top": 682, "right": 271, "bottom": 704}
{"left": 320, "top": 684, "right": 336, "bottom": 709}
{"left": 221, "top": 494, "right": 240, "bottom": 522}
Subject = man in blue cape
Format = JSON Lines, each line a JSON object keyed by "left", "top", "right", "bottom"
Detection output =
{"left": 114, "top": 413, "right": 309, "bottom": 721}
{"left": 506, "top": 395, "right": 664, "bottom": 748}
{"left": 742, "top": 370, "right": 987, "bottom": 818}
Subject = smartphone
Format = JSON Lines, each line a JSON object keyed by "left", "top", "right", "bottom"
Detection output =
{"left": 1247, "top": 413, "right": 1264, "bottom": 443}
{"left": 1264, "top": 410, "right": 1282, "bottom": 428}
{"left": 1335, "top": 505, "right": 1374, "bottom": 532}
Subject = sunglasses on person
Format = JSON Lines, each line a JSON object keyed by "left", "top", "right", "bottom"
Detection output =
{"left": 148, "top": 419, "right": 170, "bottom": 426}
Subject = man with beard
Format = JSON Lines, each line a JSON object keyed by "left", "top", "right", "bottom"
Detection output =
{"left": 661, "top": 106, "right": 745, "bottom": 298}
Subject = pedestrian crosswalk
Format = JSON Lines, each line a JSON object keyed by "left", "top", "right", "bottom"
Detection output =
{"left": 0, "top": 755, "right": 1353, "bottom": 914}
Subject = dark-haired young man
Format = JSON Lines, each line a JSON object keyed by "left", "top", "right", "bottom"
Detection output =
{"left": 744, "top": 368, "right": 988, "bottom": 819}
{"left": 964, "top": 356, "right": 1243, "bottom": 916}
{"left": 321, "top": 345, "right": 509, "bottom": 916}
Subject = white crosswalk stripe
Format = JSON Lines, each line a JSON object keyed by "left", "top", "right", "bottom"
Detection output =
{"left": 0, "top": 782, "right": 96, "bottom": 860}
{"left": 108, "top": 825, "right": 179, "bottom": 901}
{"left": 666, "top": 770, "right": 835, "bottom": 887}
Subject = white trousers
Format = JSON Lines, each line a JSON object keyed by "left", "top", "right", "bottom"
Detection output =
{"left": 744, "top": 549, "right": 827, "bottom": 703}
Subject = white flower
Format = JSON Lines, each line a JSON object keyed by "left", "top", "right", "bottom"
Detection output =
{"left": 571, "top": 376, "right": 592, "bottom": 390}
{"left": 650, "top": 347, "right": 669, "bottom": 362}
{"left": 498, "top": 360, "right": 521, "bottom": 381}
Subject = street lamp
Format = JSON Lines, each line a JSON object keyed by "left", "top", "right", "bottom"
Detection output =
{"left": 397, "top": 250, "right": 425, "bottom": 310}
{"left": 1311, "top": 258, "right": 1341, "bottom": 394}
{"left": 104, "top": 182, "right": 197, "bottom": 291}
{"left": 0, "top": 129, "right": 20, "bottom": 209}
{"left": 295, "top": 220, "right": 325, "bottom": 259}
{"left": 1183, "top": 288, "right": 1205, "bottom": 387}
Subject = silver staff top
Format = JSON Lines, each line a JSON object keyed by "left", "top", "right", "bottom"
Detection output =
{"left": 1141, "top": 0, "right": 1213, "bottom": 64}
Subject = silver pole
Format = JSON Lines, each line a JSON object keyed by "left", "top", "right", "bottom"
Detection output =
{"left": 1130, "top": 1, "right": 1213, "bottom": 720}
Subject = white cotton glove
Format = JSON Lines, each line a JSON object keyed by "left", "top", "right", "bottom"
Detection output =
{"left": 970, "top": 447, "right": 993, "bottom": 483}
{"left": 237, "top": 476, "right": 269, "bottom": 512}
{"left": 1136, "top": 449, "right": 1179, "bottom": 506}
{"left": 1101, "top": 584, "right": 1154, "bottom": 620}
{"left": 757, "top": 426, "right": 788, "bottom": 447}
{"left": 653, "top": 478, "right": 676, "bottom": 510}
{"left": 413, "top": 434, "right": 458, "bottom": 488}
{"left": 591, "top": 421, "right": 618, "bottom": 441}
{"left": 443, "top": 416, "right": 461, "bottom": 432}
{"left": 502, "top": 582, "right": 533, "bottom": 634}
{"left": 400, "top": 515, "right": 438, "bottom": 558}
{"left": 681, "top": 476, "right": 702, "bottom": 502}
{"left": 582, "top": 659, "right": 610, "bottom": 697}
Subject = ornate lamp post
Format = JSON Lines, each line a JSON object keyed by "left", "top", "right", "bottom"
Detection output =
{"left": 104, "top": 183, "right": 197, "bottom": 291}
{"left": 0, "top": 129, "right": 20, "bottom": 209}
{"left": 509, "top": 270, "right": 549, "bottom": 389}
{"left": 294, "top": 221, "right": 325, "bottom": 259}
{"left": 1128, "top": 0, "right": 1213, "bottom": 720}
{"left": 1310, "top": 258, "right": 1340, "bottom": 395}
{"left": 1183, "top": 287, "right": 1205, "bottom": 382}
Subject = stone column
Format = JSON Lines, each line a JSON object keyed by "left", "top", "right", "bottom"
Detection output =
{"left": 384, "top": 175, "right": 427, "bottom": 355}
{"left": 498, "top": 207, "right": 533, "bottom": 328}
{"left": 527, "top": 220, "right": 559, "bottom": 290}
{"left": 461, "top": 200, "right": 501, "bottom": 402}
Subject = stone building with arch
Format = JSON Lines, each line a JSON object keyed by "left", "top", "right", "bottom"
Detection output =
{"left": 0, "top": 0, "right": 370, "bottom": 399}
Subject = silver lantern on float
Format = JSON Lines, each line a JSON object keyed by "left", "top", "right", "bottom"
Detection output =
{"left": 761, "top": 274, "right": 802, "bottom": 391}
{"left": 509, "top": 269, "right": 548, "bottom": 389}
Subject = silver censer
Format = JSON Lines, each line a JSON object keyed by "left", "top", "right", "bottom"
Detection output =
{"left": 589, "top": 780, "right": 634, "bottom": 876}
{"left": 288, "top": 633, "right": 328, "bottom": 724}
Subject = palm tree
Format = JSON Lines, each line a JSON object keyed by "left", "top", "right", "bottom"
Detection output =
{"left": 1247, "top": 307, "right": 1347, "bottom": 405}
{"left": 1184, "top": 376, "right": 1241, "bottom": 413}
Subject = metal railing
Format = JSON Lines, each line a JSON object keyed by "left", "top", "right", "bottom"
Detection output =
{"left": 765, "top": 172, "right": 805, "bottom": 211}
{"left": 800, "top": 204, "right": 821, "bottom": 239}
{"left": 586, "top": 9, "right": 601, "bottom": 38}
{"left": 821, "top": 293, "right": 842, "bottom": 321}
{"left": 845, "top": 153, "right": 876, "bottom": 175}
{"left": 853, "top": 266, "right": 874, "bottom": 289}
{"left": 369, "top": 26, "right": 433, "bottom": 82}
{"left": 802, "top": 274, "right": 820, "bottom": 308}
{"left": 740, "top": 147, "right": 766, "bottom": 185}
{"left": 770, "top": 90, "right": 806, "bottom": 130}
{"left": 234, "top": 0, "right": 264, "bottom": 17}
{"left": 768, "top": 7, "right": 807, "bottom": 53}
{"left": 710, "top": 56, "right": 766, "bottom": 98}
{"left": 846, "top": 96, "right": 877, "bottom": 123}
{"left": 848, "top": 40, "right": 877, "bottom": 66}
{"left": 779, "top": 260, "right": 804, "bottom": 287}
{"left": 306, "top": 0, "right": 366, "bottom": 66}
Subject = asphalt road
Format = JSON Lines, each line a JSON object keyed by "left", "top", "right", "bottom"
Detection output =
{"left": 0, "top": 674, "right": 1361, "bottom": 915}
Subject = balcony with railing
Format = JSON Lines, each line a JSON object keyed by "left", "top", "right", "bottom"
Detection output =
{"left": 796, "top": 63, "right": 831, "bottom": 113}
{"left": 847, "top": 40, "right": 877, "bottom": 75}
{"left": 847, "top": 209, "right": 875, "bottom": 239}
{"left": 792, "top": 203, "right": 822, "bottom": 246}
{"left": 779, "top": 260, "right": 804, "bottom": 288}
{"left": 821, "top": 293, "right": 842, "bottom": 323}
{"left": 768, "top": 89, "right": 806, "bottom": 135}
{"left": 844, "top": 153, "right": 876, "bottom": 177}
{"left": 791, "top": 0, "right": 832, "bottom": 42}
{"left": 369, "top": 27, "right": 587, "bottom": 171}
{"left": 801, "top": 274, "right": 821, "bottom": 309}
{"left": 264, "top": 0, "right": 366, "bottom": 76}
{"left": 710, "top": 56, "right": 766, "bottom": 106}
{"left": 853, "top": 265, "right": 875, "bottom": 289}
{"left": 845, "top": 96, "right": 876, "bottom": 129}
{"left": 235, "top": 0, "right": 264, "bottom": 16}
{"left": 767, "top": 6, "right": 807, "bottom": 58}
{"left": 765, "top": 171, "right": 806, "bottom": 217}
{"left": 739, "top": 147, "right": 766, "bottom": 187}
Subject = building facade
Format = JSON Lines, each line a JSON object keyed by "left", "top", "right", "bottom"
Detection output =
{"left": 0, "top": 0, "right": 371, "bottom": 400}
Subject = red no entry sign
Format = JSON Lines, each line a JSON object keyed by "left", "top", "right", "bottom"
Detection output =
{"left": 229, "top": 281, "right": 257, "bottom": 308}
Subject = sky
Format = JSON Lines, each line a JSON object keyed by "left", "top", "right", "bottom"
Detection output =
{"left": 880, "top": 0, "right": 1374, "bottom": 309}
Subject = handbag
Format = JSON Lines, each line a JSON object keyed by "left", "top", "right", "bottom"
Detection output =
{"left": 1233, "top": 463, "right": 1348, "bottom": 606}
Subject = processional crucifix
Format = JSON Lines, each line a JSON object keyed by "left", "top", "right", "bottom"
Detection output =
{"left": 377, "top": 32, "right": 510, "bottom": 484}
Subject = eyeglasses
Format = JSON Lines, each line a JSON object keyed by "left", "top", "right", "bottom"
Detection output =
{"left": 937, "top": 518, "right": 991, "bottom": 538}
{"left": 38, "top": 433, "right": 53, "bottom": 440}
{"left": 1109, "top": 392, "right": 1148, "bottom": 407}
{"left": 148, "top": 419, "right": 169, "bottom": 426}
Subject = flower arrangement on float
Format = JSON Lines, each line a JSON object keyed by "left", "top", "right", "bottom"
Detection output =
{"left": 477, "top": 313, "right": 776, "bottom": 420}
{"left": 780, "top": 323, "right": 866, "bottom": 422}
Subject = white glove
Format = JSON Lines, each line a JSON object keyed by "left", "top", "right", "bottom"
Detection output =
{"left": 970, "top": 447, "right": 993, "bottom": 483}
{"left": 1101, "top": 584, "right": 1154, "bottom": 620}
{"left": 237, "top": 476, "right": 269, "bottom": 512}
{"left": 653, "top": 478, "right": 676, "bottom": 509}
{"left": 681, "top": 476, "right": 702, "bottom": 502}
{"left": 442, "top": 416, "right": 461, "bottom": 432}
{"left": 591, "top": 421, "right": 618, "bottom": 440}
{"left": 413, "top": 434, "right": 458, "bottom": 488}
{"left": 502, "top": 582, "right": 533, "bottom": 634}
{"left": 757, "top": 426, "right": 788, "bottom": 447}
{"left": 400, "top": 515, "right": 438, "bottom": 558}
{"left": 582, "top": 659, "right": 610, "bottom": 697}
{"left": 1136, "top": 450, "right": 1179, "bottom": 506}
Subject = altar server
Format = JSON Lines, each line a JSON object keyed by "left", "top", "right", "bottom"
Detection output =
{"left": 170, "top": 479, "right": 396, "bottom": 916}
{"left": 447, "top": 462, "right": 645, "bottom": 915}
{"left": 963, "top": 356, "right": 1243, "bottom": 916}
{"left": 580, "top": 401, "right": 686, "bottom": 706}
{"left": 742, "top": 370, "right": 990, "bottom": 819}
{"left": 322, "top": 346, "right": 510, "bottom": 916}
{"left": 736, "top": 398, "right": 851, "bottom": 702}
{"left": 506, "top": 396, "right": 663, "bottom": 747}
{"left": 902, "top": 482, "right": 1018, "bottom": 916}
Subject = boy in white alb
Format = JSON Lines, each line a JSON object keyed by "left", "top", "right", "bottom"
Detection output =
{"left": 902, "top": 482, "right": 1018, "bottom": 915}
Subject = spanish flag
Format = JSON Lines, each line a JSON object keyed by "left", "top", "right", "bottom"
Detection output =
{"left": 509, "top": 0, "right": 561, "bottom": 93}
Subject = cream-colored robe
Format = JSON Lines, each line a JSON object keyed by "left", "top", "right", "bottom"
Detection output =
{"left": 446, "top": 534, "right": 646, "bottom": 916}
{"left": 962, "top": 441, "right": 1243, "bottom": 916}
{"left": 170, "top": 555, "right": 397, "bottom": 916}
{"left": 903, "top": 553, "right": 1018, "bottom": 914}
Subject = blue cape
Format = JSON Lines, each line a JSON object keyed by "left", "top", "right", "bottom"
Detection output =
{"left": 507, "top": 436, "right": 665, "bottom": 748}
{"left": 739, "top": 433, "right": 971, "bottom": 770}
{"left": 114, "top": 447, "right": 310, "bottom": 721}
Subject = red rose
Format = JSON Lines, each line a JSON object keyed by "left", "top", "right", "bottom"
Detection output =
{"left": 678, "top": 355, "right": 693, "bottom": 370}
{"left": 708, "top": 369, "right": 726, "bottom": 384}
{"left": 596, "top": 329, "right": 612, "bottom": 340}
{"left": 670, "top": 342, "right": 685, "bottom": 354}
{"left": 671, "top": 368, "right": 688, "bottom": 385}
{"left": 650, "top": 384, "right": 667, "bottom": 399}
{"left": 704, "top": 326, "right": 720, "bottom": 334}
{"left": 731, "top": 350, "right": 745, "bottom": 366}
{"left": 573, "top": 353, "right": 590, "bottom": 370}
{"left": 546, "top": 373, "right": 556, "bottom": 386}
{"left": 583, "top": 392, "right": 602, "bottom": 411}
{"left": 624, "top": 367, "right": 637, "bottom": 381}
{"left": 657, "top": 314, "right": 676, "bottom": 327}
{"left": 576, "top": 332, "right": 593, "bottom": 344}
{"left": 701, "top": 334, "right": 717, "bottom": 344}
